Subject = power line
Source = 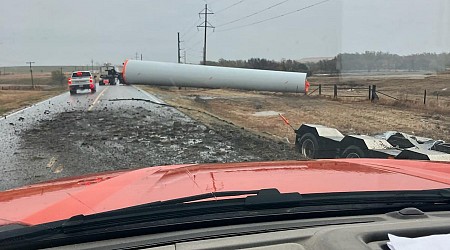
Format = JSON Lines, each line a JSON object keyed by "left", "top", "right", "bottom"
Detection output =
{"left": 181, "top": 0, "right": 225, "bottom": 42}
{"left": 183, "top": 30, "right": 201, "bottom": 44}
{"left": 185, "top": 50, "right": 203, "bottom": 64}
{"left": 218, "top": 0, "right": 331, "bottom": 32}
{"left": 207, "top": 0, "right": 221, "bottom": 4}
{"left": 185, "top": 39, "right": 203, "bottom": 51}
{"left": 216, "top": 0, "right": 291, "bottom": 27}
{"left": 185, "top": 30, "right": 215, "bottom": 51}
{"left": 215, "top": 0, "right": 245, "bottom": 14}
{"left": 180, "top": 18, "right": 202, "bottom": 39}
{"left": 179, "top": 8, "right": 204, "bottom": 38}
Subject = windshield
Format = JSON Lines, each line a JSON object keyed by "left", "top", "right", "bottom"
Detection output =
{"left": 1, "top": 0, "right": 450, "bottom": 227}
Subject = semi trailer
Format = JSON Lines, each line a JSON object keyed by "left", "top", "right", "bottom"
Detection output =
{"left": 295, "top": 124, "right": 450, "bottom": 161}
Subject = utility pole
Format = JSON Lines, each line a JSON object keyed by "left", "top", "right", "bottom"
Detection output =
{"left": 177, "top": 32, "right": 181, "bottom": 63}
{"left": 197, "top": 4, "right": 214, "bottom": 65}
{"left": 60, "top": 67, "right": 63, "bottom": 85}
{"left": 26, "top": 61, "right": 35, "bottom": 89}
{"left": 91, "top": 59, "right": 94, "bottom": 72}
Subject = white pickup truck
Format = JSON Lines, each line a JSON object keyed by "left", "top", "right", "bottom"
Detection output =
{"left": 68, "top": 71, "right": 96, "bottom": 95}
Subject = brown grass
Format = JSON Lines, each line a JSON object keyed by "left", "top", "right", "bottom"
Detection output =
{"left": 307, "top": 73, "right": 450, "bottom": 113}
{"left": 0, "top": 88, "right": 66, "bottom": 115}
{"left": 0, "top": 73, "right": 68, "bottom": 86}
{"left": 139, "top": 85, "right": 450, "bottom": 144}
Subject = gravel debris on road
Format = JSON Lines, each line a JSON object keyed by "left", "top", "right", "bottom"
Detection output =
{"left": 15, "top": 105, "right": 301, "bottom": 188}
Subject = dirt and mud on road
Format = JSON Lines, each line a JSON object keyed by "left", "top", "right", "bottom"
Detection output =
{"left": 16, "top": 104, "right": 300, "bottom": 188}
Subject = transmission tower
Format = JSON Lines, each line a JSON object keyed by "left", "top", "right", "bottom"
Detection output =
{"left": 197, "top": 4, "right": 214, "bottom": 65}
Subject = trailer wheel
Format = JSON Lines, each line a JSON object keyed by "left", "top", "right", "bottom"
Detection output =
{"left": 298, "top": 133, "right": 319, "bottom": 159}
{"left": 342, "top": 145, "right": 365, "bottom": 158}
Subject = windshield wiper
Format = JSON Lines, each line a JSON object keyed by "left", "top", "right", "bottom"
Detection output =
{"left": 2, "top": 188, "right": 450, "bottom": 250}
{"left": 56, "top": 188, "right": 450, "bottom": 235}
{"left": 110, "top": 188, "right": 450, "bottom": 212}
{"left": 123, "top": 188, "right": 302, "bottom": 210}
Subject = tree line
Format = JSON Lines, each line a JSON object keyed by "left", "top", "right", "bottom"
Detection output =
{"left": 206, "top": 58, "right": 311, "bottom": 75}
{"left": 312, "top": 52, "right": 450, "bottom": 74}
{"left": 206, "top": 52, "right": 450, "bottom": 75}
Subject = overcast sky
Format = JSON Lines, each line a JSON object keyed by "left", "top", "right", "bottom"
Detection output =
{"left": 1, "top": 0, "right": 449, "bottom": 66}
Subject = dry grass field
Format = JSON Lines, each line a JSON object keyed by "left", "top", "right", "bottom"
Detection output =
{"left": 0, "top": 73, "right": 66, "bottom": 115}
{"left": 140, "top": 73, "right": 450, "bottom": 145}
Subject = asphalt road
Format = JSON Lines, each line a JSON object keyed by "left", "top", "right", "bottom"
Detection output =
{"left": 0, "top": 84, "right": 165, "bottom": 190}
{"left": 0, "top": 84, "right": 298, "bottom": 191}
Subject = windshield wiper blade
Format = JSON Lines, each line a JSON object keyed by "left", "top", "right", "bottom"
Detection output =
{"left": 144, "top": 188, "right": 302, "bottom": 207}
{"left": 57, "top": 188, "right": 301, "bottom": 231}
{"left": 136, "top": 188, "right": 450, "bottom": 210}
{"left": 146, "top": 189, "right": 262, "bottom": 206}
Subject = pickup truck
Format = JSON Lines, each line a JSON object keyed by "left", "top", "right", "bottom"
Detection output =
{"left": 68, "top": 71, "right": 96, "bottom": 95}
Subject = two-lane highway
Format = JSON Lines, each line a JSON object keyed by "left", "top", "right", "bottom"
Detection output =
{"left": 0, "top": 84, "right": 167, "bottom": 190}
{"left": 0, "top": 83, "right": 297, "bottom": 191}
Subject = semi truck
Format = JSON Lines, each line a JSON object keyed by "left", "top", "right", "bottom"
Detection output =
{"left": 99, "top": 66, "right": 118, "bottom": 86}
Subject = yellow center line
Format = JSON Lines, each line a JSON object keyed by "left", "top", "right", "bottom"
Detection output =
{"left": 88, "top": 86, "right": 109, "bottom": 111}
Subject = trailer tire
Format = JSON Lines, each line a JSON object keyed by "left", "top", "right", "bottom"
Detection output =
{"left": 342, "top": 145, "right": 365, "bottom": 158}
{"left": 298, "top": 133, "right": 319, "bottom": 159}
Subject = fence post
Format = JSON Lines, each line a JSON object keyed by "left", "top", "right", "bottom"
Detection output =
{"left": 371, "top": 85, "right": 377, "bottom": 101}
{"left": 368, "top": 85, "right": 372, "bottom": 100}
{"left": 333, "top": 84, "right": 337, "bottom": 99}
{"left": 437, "top": 93, "right": 439, "bottom": 106}
{"left": 424, "top": 89, "right": 427, "bottom": 105}
{"left": 319, "top": 84, "right": 322, "bottom": 95}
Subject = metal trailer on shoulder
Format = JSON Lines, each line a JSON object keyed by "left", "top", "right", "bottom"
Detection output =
{"left": 295, "top": 124, "right": 450, "bottom": 161}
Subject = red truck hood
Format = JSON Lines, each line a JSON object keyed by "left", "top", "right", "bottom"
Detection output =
{"left": 1, "top": 159, "right": 450, "bottom": 226}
